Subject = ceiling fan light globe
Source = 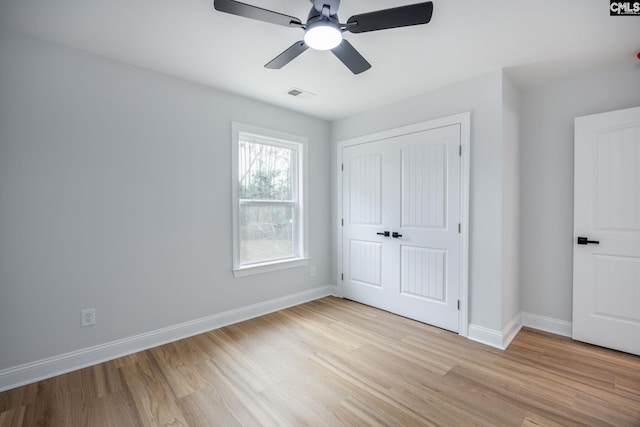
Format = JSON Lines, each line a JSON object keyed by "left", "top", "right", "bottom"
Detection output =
{"left": 304, "top": 24, "right": 342, "bottom": 50}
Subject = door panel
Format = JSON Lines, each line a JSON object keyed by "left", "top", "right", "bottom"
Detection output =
{"left": 593, "top": 255, "right": 640, "bottom": 322}
{"left": 349, "top": 153, "right": 382, "bottom": 225}
{"left": 400, "top": 246, "right": 446, "bottom": 301}
{"left": 349, "top": 240, "right": 382, "bottom": 287}
{"left": 596, "top": 128, "right": 640, "bottom": 230}
{"left": 342, "top": 125, "right": 461, "bottom": 332}
{"left": 573, "top": 106, "right": 640, "bottom": 355}
{"left": 401, "top": 142, "right": 447, "bottom": 229}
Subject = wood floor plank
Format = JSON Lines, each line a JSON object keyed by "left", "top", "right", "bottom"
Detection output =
{"left": 616, "top": 374, "right": 640, "bottom": 400}
{"left": 85, "top": 392, "right": 140, "bottom": 427}
{"left": 1, "top": 296, "right": 639, "bottom": 426}
{"left": 446, "top": 364, "right": 584, "bottom": 426}
{"left": 0, "top": 383, "right": 37, "bottom": 413}
{"left": 148, "top": 341, "right": 209, "bottom": 399}
{"left": 200, "top": 329, "right": 282, "bottom": 393}
{"left": 521, "top": 411, "right": 567, "bottom": 427}
{"left": 191, "top": 358, "right": 285, "bottom": 426}
{"left": 332, "top": 396, "right": 392, "bottom": 427}
{"left": 308, "top": 352, "right": 433, "bottom": 426}
{"left": 259, "top": 380, "right": 346, "bottom": 426}
{"left": 19, "top": 372, "right": 92, "bottom": 426}
{"left": 175, "top": 386, "right": 244, "bottom": 427}
{"left": 0, "top": 406, "right": 25, "bottom": 427}
{"left": 120, "top": 358, "right": 188, "bottom": 427}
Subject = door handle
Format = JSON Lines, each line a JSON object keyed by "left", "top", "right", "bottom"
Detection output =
{"left": 392, "top": 232, "right": 403, "bottom": 238}
{"left": 377, "top": 231, "right": 390, "bottom": 237}
{"left": 577, "top": 236, "right": 599, "bottom": 245}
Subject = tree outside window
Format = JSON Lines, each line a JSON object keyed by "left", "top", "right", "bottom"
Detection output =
{"left": 238, "top": 140, "right": 298, "bottom": 265}
{"left": 231, "top": 123, "right": 307, "bottom": 277}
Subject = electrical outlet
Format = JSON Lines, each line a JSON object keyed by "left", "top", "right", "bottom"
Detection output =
{"left": 310, "top": 266, "right": 317, "bottom": 277}
{"left": 81, "top": 308, "right": 96, "bottom": 327}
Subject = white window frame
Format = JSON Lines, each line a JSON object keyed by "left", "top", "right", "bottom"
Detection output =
{"left": 231, "top": 122, "right": 309, "bottom": 278}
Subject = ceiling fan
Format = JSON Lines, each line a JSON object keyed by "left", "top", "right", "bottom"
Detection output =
{"left": 213, "top": 0, "right": 434, "bottom": 74}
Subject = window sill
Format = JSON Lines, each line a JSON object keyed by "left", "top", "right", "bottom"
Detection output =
{"left": 233, "top": 257, "right": 309, "bottom": 278}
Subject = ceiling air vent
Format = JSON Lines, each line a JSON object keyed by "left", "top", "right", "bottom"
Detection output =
{"left": 285, "top": 87, "right": 316, "bottom": 99}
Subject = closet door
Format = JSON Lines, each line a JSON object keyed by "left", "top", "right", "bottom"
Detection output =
{"left": 342, "top": 124, "right": 461, "bottom": 332}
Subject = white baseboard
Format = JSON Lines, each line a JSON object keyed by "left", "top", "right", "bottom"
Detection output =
{"left": 521, "top": 312, "right": 572, "bottom": 337}
{"left": 468, "top": 324, "right": 506, "bottom": 349}
{"left": 326, "top": 284, "right": 339, "bottom": 296}
{"left": 502, "top": 313, "right": 523, "bottom": 349}
{"left": 0, "top": 285, "right": 336, "bottom": 392}
{"left": 468, "top": 311, "right": 571, "bottom": 350}
{"left": 468, "top": 318, "right": 522, "bottom": 351}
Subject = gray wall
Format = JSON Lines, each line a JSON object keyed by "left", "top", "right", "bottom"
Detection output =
{"left": 332, "top": 71, "right": 505, "bottom": 332}
{"left": 0, "top": 31, "right": 331, "bottom": 370}
{"left": 520, "top": 63, "right": 640, "bottom": 322}
{"left": 501, "top": 73, "right": 522, "bottom": 330}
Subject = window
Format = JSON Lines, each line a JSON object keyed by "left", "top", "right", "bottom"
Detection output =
{"left": 231, "top": 123, "right": 308, "bottom": 277}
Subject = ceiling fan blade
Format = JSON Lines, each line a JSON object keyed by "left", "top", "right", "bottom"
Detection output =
{"left": 214, "top": 0, "right": 302, "bottom": 27}
{"left": 265, "top": 41, "right": 309, "bottom": 69}
{"left": 346, "top": 2, "right": 433, "bottom": 33}
{"left": 331, "top": 40, "right": 371, "bottom": 74}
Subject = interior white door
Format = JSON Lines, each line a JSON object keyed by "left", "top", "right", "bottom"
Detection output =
{"left": 342, "top": 124, "right": 461, "bottom": 332}
{"left": 341, "top": 138, "right": 393, "bottom": 312}
{"left": 573, "top": 106, "right": 640, "bottom": 355}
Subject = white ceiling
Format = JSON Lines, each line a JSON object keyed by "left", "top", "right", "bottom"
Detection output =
{"left": 1, "top": 0, "right": 639, "bottom": 121}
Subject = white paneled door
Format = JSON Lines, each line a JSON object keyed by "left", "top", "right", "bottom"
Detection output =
{"left": 573, "top": 106, "right": 640, "bottom": 355}
{"left": 342, "top": 124, "right": 461, "bottom": 332}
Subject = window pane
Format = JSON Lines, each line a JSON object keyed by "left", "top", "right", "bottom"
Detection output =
{"left": 239, "top": 202, "right": 295, "bottom": 264}
{"left": 239, "top": 140, "right": 294, "bottom": 201}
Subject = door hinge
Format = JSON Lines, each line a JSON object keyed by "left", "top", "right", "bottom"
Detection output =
{"left": 341, "top": 163, "right": 344, "bottom": 171}
{"left": 341, "top": 273, "right": 344, "bottom": 280}
{"left": 459, "top": 145, "right": 462, "bottom": 156}
{"left": 341, "top": 218, "right": 344, "bottom": 226}
{"left": 458, "top": 223, "right": 461, "bottom": 233}
{"left": 457, "top": 300, "right": 460, "bottom": 310}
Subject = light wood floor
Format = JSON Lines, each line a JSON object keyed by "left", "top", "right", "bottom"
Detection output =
{"left": 1, "top": 296, "right": 639, "bottom": 426}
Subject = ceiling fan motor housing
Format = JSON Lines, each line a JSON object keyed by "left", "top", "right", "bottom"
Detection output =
{"left": 305, "top": 4, "right": 341, "bottom": 29}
